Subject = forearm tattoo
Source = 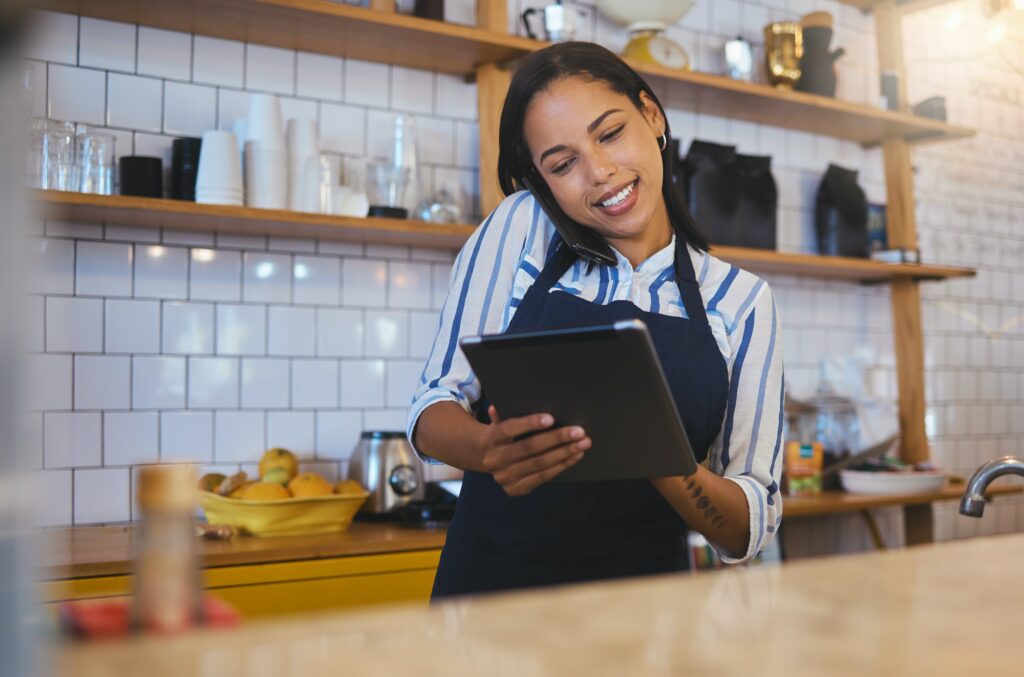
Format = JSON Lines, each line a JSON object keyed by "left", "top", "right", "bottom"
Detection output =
{"left": 686, "top": 477, "right": 725, "bottom": 530}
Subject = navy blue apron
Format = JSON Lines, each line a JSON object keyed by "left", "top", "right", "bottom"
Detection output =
{"left": 431, "top": 230, "right": 730, "bottom": 599}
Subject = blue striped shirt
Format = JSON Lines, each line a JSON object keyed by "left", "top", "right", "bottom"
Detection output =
{"left": 407, "top": 191, "right": 784, "bottom": 564}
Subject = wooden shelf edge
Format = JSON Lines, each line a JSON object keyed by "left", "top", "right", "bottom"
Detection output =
{"left": 628, "top": 60, "right": 974, "bottom": 147}
{"left": 33, "top": 192, "right": 977, "bottom": 282}
{"left": 710, "top": 245, "right": 976, "bottom": 283}
{"left": 33, "top": 190, "right": 477, "bottom": 249}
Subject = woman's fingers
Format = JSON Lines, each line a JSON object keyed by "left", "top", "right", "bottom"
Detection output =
{"left": 501, "top": 441, "right": 590, "bottom": 496}
{"left": 493, "top": 436, "right": 593, "bottom": 493}
{"left": 493, "top": 412, "right": 556, "bottom": 441}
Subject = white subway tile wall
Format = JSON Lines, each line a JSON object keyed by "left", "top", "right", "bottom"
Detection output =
{"left": 23, "top": 3, "right": 1023, "bottom": 542}
{"left": 78, "top": 17, "right": 136, "bottom": 71}
{"left": 136, "top": 26, "right": 192, "bottom": 81}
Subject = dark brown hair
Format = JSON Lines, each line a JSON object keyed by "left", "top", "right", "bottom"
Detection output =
{"left": 497, "top": 41, "right": 708, "bottom": 251}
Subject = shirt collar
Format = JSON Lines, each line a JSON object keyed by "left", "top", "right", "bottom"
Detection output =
{"left": 609, "top": 234, "right": 677, "bottom": 277}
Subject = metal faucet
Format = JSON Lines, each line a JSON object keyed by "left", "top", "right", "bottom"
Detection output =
{"left": 959, "top": 456, "right": 1024, "bottom": 517}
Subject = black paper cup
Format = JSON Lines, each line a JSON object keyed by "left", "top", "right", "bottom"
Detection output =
{"left": 171, "top": 137, "right": 202, "bottom": 200}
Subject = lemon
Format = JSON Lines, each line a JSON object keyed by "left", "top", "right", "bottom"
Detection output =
{"left": 242, "top": 482, "right": 291, "bottom": 501}
{"left": 288, "top": 472, "right": 333, "bottom": 498}
{"left": 334, "top": 479, "right": 366, "bottom": 496}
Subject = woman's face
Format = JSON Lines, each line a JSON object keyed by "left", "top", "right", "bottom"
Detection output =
{"left": 523, "top": 76, "right": 668, "bottom": 249}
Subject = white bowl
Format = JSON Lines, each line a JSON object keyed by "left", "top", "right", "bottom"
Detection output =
{"left": 839, "top": 470, "right": 947, "bottom": 495}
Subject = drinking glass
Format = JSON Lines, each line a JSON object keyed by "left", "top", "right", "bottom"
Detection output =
{"left": 77, "top": 132, "right": 116, "bottom": 195}
{"left": 300, "top": 154, "right": 342, "bottom": 214}
{"left": 27, "top": 120, "right": 76, "bottom": 191}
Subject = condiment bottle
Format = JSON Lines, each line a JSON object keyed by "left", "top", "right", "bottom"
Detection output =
{"left": 133, "top": 464, "right": 202, "bottom": 634}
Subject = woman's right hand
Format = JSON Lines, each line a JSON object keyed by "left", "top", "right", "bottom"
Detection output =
{"left": 478, "top": 405, "right": 591, "bottom": 496}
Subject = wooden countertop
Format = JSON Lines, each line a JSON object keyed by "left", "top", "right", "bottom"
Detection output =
{"left": 784, "top": 480, "right": 1022, "bottom": 517}
{"left": 55, "top": 533, "right": 1021, "bottom": 676}
{"left": 40, "top": 521, "right": 447, "bottom": 580}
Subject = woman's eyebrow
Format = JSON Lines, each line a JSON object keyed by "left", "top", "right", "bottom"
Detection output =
{"left": 538, "top": 109, "right": 624, "bottom": 164}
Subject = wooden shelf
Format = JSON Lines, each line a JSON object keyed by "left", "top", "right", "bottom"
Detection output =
{"left": 37, "top": 0, "right": 975, "bottom": 148}
{"left": 36, "top": 0, "right": 538, "bottom": 76}
{"left": 710, "top": 245, "right": 975, "bottom": 283}
{"left": 33, "top": 190, "right": 477, "bottom": 248}
{"left": 785, "top": 481, "right": 1022, "bottom": 518}
{"left": 628, "top": 61, "right": 973, "bottom": 147}
{"left": 35, "top": 191, "right": 975, "bottom": 283}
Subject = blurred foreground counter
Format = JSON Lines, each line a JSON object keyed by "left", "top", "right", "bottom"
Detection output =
{"left": 39, "top": 523, "right": 447, "bottom": 617}
{"left": 54, "top": 533, "right": 1021, "bottom": 676}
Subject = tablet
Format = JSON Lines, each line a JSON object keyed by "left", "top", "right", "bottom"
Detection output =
{"left": 459, "top": 319, "right": 697, "bottom": 482}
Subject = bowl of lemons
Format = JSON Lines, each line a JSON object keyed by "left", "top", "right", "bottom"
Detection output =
{"left": 197, "top": 448, "right": 369, "bottom": 537}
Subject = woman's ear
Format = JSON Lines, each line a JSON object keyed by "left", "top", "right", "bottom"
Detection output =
{"left": 638, "top": 91, "right": 665, "bottom": 135}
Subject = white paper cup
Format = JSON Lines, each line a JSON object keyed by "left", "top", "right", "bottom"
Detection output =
{"left": 196, "top": 130, "right": 243, "bottom": 195}
{"left": 231, "top": 118, "right": 247, "bottom": 171}
{"left": 196, "top": 187, "right": 243, "bottom": 206}
{"left": 244, "top": 145, "right": 287, "bottom": 209}
{"left": 246, "top": 94, "right": 285, "bottom": 150}
{"left": 287, "top": 118, "right": 319, "bottom": 160}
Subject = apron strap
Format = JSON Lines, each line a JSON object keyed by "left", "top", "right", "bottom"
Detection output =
{"left": 533, "top": 237, "right": 578, "bottom": 293}
{"left": 673, "top": 238, "right": 713, "bottom": 330}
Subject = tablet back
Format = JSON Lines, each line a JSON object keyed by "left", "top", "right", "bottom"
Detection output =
{"left": 460, "top": 320, "right": 698, "bottom": 482}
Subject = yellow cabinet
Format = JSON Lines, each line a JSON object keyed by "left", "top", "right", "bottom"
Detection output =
{"left": 40, "top": 549, "right": 441, "bottom": 618}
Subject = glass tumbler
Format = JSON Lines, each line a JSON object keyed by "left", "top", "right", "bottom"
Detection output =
{"left": 77, "top": 132, "right": 116, "bottom": 195}
{"left": 299, "top": 153, "right": 342, "bottom": 214}
{"left": 27, "top": 120, "right": 76, "bottom": 191}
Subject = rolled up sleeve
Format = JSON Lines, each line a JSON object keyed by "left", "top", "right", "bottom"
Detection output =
{"left": 711, "top": 284, "right": 784, "bottom": 564}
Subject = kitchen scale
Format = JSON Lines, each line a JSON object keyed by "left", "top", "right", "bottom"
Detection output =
{"left": 595, "top": 0, "right": 694, "bottom": 70}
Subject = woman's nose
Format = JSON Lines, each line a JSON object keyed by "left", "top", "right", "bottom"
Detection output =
{"left": 586, "top": 147, "right": 618, "bottom": 184}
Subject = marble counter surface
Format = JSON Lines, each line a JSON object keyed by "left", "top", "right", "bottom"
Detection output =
{"left": 55, "top": 534, "right": 1022, "bottom": 676}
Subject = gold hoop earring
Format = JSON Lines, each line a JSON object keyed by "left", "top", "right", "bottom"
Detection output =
{"left": 658, "top": 133, "right": 668, "bottom": 152}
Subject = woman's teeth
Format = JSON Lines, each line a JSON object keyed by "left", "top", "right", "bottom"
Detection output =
{"left": 601, "top": 181, "right": 636, "bottom": 208}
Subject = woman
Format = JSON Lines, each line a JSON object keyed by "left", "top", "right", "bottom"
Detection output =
{"left": 408, "top": 42, "right": 783, "bottom": 599}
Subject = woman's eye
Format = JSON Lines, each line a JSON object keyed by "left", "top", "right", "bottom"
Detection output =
{"left": 553, "top": 159, "right": 574, "bottom": 175}
{"left": 600, "top": 125, "right": 625, "bottom": 143}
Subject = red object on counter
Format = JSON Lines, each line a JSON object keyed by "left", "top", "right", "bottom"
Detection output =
{"left": 59, "top": 595, "right": 241, "bottom": 640}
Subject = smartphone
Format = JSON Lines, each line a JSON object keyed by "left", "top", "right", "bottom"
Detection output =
{"left": 521, "top": 174, "right": 617, "bottom": 266}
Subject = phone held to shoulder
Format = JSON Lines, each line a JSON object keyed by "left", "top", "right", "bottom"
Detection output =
{"left": 521, "top": 175, "right": 618, "bottom": 267}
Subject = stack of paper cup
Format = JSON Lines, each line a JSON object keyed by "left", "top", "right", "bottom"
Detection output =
{"left": 287, "top": 118, "right": 320, "bottom": 212}
{"left": 195, "top": 130, "right": 243, "bottom": 206}
{"left": 244, "top": 94, "right": 287, "bottom": 210}
{"left": 231, "top": 118, "right": 247, "bottom": 178}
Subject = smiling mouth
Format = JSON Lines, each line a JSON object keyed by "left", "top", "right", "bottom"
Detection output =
{"left": 595, "top": 179, "right": 638, "bottom": 208}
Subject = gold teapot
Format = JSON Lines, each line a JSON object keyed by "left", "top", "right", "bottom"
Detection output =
{"left": 764, "top": 22, "right": 803, "bottom": 90}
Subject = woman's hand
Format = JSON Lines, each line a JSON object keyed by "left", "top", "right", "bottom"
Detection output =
{"left": 479, "top": 405, "right": 591, "bottom": 496}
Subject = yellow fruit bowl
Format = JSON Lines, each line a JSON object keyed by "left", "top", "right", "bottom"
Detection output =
{"left": 198, "top": 489, "right": 369, "bottom": 537}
